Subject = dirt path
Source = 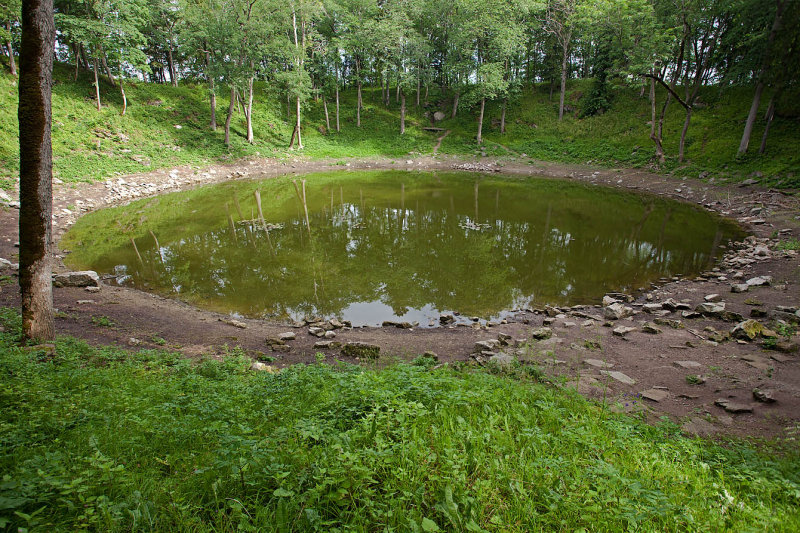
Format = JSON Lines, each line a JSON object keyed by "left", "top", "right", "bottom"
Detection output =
{"left": 1, "top": 155, "right": 799, "bottom": 440}
{"left": 432, "top": 130, "right": 450, "bottom": 155}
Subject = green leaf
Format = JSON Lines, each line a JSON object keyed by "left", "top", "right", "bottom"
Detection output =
{"left": 421, "top": 517, "right": 440, "bottom": 532}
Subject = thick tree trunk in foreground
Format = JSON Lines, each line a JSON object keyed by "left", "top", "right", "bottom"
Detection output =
{"left": 224, "top": 86, "right": 235, "bottom": 146}
{"left": 19, "top": 0, "right": 55, "bottom": 341}
{"left": 476, "top": 97, "right": 485, "bottom": 144}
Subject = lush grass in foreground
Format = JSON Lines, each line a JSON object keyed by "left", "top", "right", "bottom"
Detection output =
{"left": 1, "top": 309, "right": 798, "bottom": 531}
{"left": 1, "top": 64, "right": 799, "bottom": 189}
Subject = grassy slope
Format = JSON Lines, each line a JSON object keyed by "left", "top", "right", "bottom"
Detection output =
{"left": 1, "top": 64, "right": 799, "bottom": 188}
{"left": 0, "top": 309, "right": 798, "bottom": 532}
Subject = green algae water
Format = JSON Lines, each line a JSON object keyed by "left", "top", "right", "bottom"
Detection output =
{"left": 62, "top": 170, "right": 744, "bottom": 326}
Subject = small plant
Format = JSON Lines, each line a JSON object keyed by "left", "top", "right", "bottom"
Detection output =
{"left": 774, "top": 238, "right": 800, "bottom": 251}
{"left": 257, "top": 354, "right": 276, "bottom": 362}
{"left": 685, "top": 374, "right": 705, "bottom": 385}
{"left": 743, "top": 298, "right": 762, "bottom": 306}
{"left": 583, "top": 338, "right": 601, "bottom": 351}
{"left": 90, "top": 315, "right": 114, "bottom": 327}
{"left": 775, "top": 323, "right": 796, "bottom": 339}
{"left": 150, "top": 335, "right": 166, "bottom": 346}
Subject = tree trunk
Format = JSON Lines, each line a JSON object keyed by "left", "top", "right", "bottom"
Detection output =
{"left": 648, "top": 76, "right": 665, "bottom": 162}
{"left": 100, "top": 48, "right": 115, "bottom": 87}
{"left": 500, "top": 99, "right": 507, "bottom": 134}
{"left": 357, "top": 81, "right": 362, "bottom": 127}
{"left": 451, "top": 91, "right": 459, "bottom": 119}
{"left": 477, "top": 97, "right": 485, "bottom": 144}
{"left": 206, "top": 51, "right": 216, "bottom": 131}
{"left": 5, "top": 22, "right": 16, "bottom": 76}
{"left": 558, "top": 34, "right": 570, "bottom": 121}
{"left": 72, "top": 43, "right": 79, "bottom": 80}
{"left": 119, "top": 78, "right": 126, "bottom": 116}
{"left": 92, "top": 55, "right": 101, "bottom": 111}
{"left": 167, "top": 47, "right": 177, "bottom": 87}
{"left": 245, "top": 77, "right": 254, "bottom": 143}
{"left": 295, "top": 96, "right": 303, "bottom": 148}
{"left": 400, "top": 90, "right": 406, "bottom": 135}
{"left": 759, "top": 90, "right": 779, "bottom": 154}
{"left": 224, "top": 86, "right": 235, "bottom": 146}
{"left": 335, "top": 84, "right": 340, "bottom": 132}
{"left": 739, "top": 0, "right": 786, "bottom": 155}
{"left": 416, "top": 65, "right": 420, "bottom": 106}
{"left": 678, "top": 108, "right": 692, "bottom": 162}
{"left": 19, "top": 0, "right": 55, "bottom": 341}
{"left": 287, "top": 91, "right": 291, "bottom": 121}
{"left": 323, "top": 95, "right": 330, "bottom": 131}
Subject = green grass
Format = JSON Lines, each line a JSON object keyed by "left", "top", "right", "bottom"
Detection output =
{"left": 1, "top": 308, "right": 799, "bottom": 532}
{"left": 1, "top": 65, "right": 799, "bottom": 189}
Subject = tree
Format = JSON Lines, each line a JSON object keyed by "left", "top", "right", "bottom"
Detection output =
{"left": 545, "top": 0, "right": 578, "bottom": 121}
{"left": 0, "top": 0, "right": 20, "bottom": 76}
{"left": 19, "top": 0, "right": 55, "bottom": 341}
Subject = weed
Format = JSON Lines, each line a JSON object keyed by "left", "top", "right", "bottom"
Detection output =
{"left": 775, "top": 238, "right": 800, "bottom": 251}
{"left": 90, "top": 315, "right": 114, "bottom": 327}
{"left": 149, "top": 335, "right": 167, "bottom": 346}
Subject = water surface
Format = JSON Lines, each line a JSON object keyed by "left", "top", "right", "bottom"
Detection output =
{"left": 62, "top": 170, "right": 744, "bottom": 326}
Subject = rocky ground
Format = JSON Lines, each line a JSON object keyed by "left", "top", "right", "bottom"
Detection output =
{"left": 1, "top": 155, "right": 799, "bottom": 440}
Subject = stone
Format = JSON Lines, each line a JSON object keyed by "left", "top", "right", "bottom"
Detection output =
{"left": 714, "top": 399, "right": 753, "bottom": 414}
{"left": 329, "top": 318, "right": 345, "bottom": 329}
{"left": 604, "top": 303, "right": 633, "bottom": 320}
{"left": 128, "top": 337, "right": 142, "bottom": 346}
{"left": 324, "top": 330, "right": 337, "bottom": 339}
{"left": 341, "top": 341, "right": 381, "bottom": 359}
{"left": 704, "top": 294, "right": 721, "bottom": 302}
{"left": 308, "top": 327, "right": 325, "bottom": 337}
{"left": 731, "top": 284, "right": 750, "bottom": 293}
{"left": 433, "top": 111, "right": 446, "bottom": 121}
{"left": 745, "top": 276, "right": 772, "bottom": 287}
{"left": 489, "top": 352, "right": 515, "bottom": 366}
{"left": 654, "top": 318, "right": 683, "bottom": 329}
{"left": 583, "top": 358, "right": 613, "bottom": 369}
{"left": 563, "top": 321, "right": 577, "bottom": 328}
{"left": 750, "top": 308, "right": 768, "bottom": 318}
{"left": 602, "top": 295, "right": 619, "bottom": 306}
{"left": 222, "top": 319, "right": 247, "bottom": 329}
{"left": 382, "top": 320, "right": 414, "bottom": 329}
{"left": 76, "top": 299, "right": 94, "bottom": 304}
{"left": 52, "top": 270, "right": 100, "bottom": 288}
{"left": 641, "top": 322, "right": 662, "bottom": 334}
{"left": 474, "top": 340, "right": 500, "bottom": 352}
{"left": 681, "top": 311, "right": 702, "bottom": 319}
{"left": 643, "top": 303, "right": 663, "bottom": 313}
{"left": 770, "top": 341, "right": 798, "bottom": 353}
{"left": 600, "top": 370, "right": 636, "bottom": 385}
{"left": 265, "top": 337, "right": 286, "bottom": 346}
{"left": 85, "top": 286, "right": 101, "bottom": 293}
{"left": 278, "top": 332, "right": 296, "bottom": 341}
{"left": 695, "top": 302, "right": 725, "bottom": 316}
{"left": 753, "top": 245, "right": 770, "bottom": 256}
{"left": 640, "top": 388, "right": 669, "bottom": 402}
{"left": 439, "top": 314, "right": 455, "bottom": 325}
{"left": 730, "top": 319, "right": 771, "bottom": 340}
{"left": 771, "top": 310, "right": 800, "bottom": 325}
{"left": 531, "top": 327, "right": 552, "bottom": 340}
{"left": 497, "top": 332, "right": 513, "bottom": 345}
{"left": 752, "top": 388, "right": 776, "bottom": 403}
{"left": 250, "top": 362, "right": 278, "bottom": 372}
{"left": 674, "top": 360, "right": 702, "bottom": 369}
{"left": 612, "top": 326, "right": 636, "bottom": 336}
{"left": 313, "top": 340, "right": 341, "bottom": 349}
{"left": 775, "top": 305, "right": 799, "bottom": 313}
{"left": 271, "top": 344, "right": 291, "bottom": 353}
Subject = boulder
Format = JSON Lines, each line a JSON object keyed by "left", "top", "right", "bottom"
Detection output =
{"left": 531, "top": 327, "right": 552, "bottom": 340}
{"left": 730, "top": 319, "right": 775, "bottom": 340}
{"left": 604, "top": 302, "right": 633, "bottom": 320}
{"left": 731, "top": 283, "right": 750, "bottom": 293}
{"left": 612, "top": 326, "right": 636, "bottom": 337}
{"left": 695, "top": 302, "right": 725, "bottom": 316}
{"left": 433, "top": 111, "right": 446, "bottom": 121}
{"left": 745, "top": 276, "right": 772, "bottom": 287}
{"left": 278, "top": 332, "right": 296, "bottom": 341}
{"left": 341, "top": 342, "right": 380, "bottom": 359}
{"left": 52, "top": 270, "right": 99, "bottom": 288}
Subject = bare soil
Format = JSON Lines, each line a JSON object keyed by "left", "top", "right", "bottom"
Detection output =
{"left": 2, "top": 155, "right": 799, "bottom": 441}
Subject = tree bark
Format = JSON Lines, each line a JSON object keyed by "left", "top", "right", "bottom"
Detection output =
{"left": 92, "top": 54, "right": 101, "bottom": 111}
{"left": 72, "top": 43, "right": 79, "bottom": 80}
{"left": 416, "top": 64, "right": 420, "bottom": 106}
{"left": 500, "top": 99, "right": 507, "bottom": 134}
{"left": 167, "top": 47, "right": 177, "bottom": 87}
{"left": 119, "top": 77, "right": 126, "bottom": 116}
{"left": 224, "top": 85, "right": 235, "bottom": 146}
{"left": 558, "top": 31, "right": 571, "bottom": 121}
{"left": 451, "top": 91, "right": 459, "bottom": 119}
{"left": 739, "top": 0, "right": 786, "bottom": 155}
{"left": 5, "top": 22, "right": 16, "bottom": 76}
{"left": 759, "top": 90, "right": 779, "bottom": 155}
{"left": 295, "top": 95, "right": 303, "bottom": 148}
{"left": 245, "top": 76, "right": 254, "bottom": 143}
{"left": 356, "top": 58, "right": 362, "bottom": 127}
{"left": 335, "top": 84, "right": 340, "bottom": 132}
{"left": 100, "top": 48, "right": 115, "bottom": 87}
{"left": 400, "top": 90, "right": 406, "bottom": 135}
{"left": 323, "top": 95, "right": 330, "bottom": 132}
{"left": 19, "top": 0, "right": 55, "bottom": 341}
{"left": 205, "top": 50, "right": 216, "bottom": 131}
{"left": 477, "top": 97, "right": 485, "bottom": 144}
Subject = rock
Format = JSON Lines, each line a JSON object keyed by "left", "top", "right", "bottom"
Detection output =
{"left": 52, "top": 270, "right": 100, "bottom": 288}
{"left": 265, "top": 337, "right": 286, "bottom": 346}
{"left": 674, "top": 360, "right": 702, "bottom": 369}
{"left": 703, "top": 294, "right": 721, "bottom": 302}
{"left": 641, "top": 322, "right": 662, "bottom": 334}
{"left": 612, "top": 326, "right": 636, "bottom": 337}
{"left": 681, "top": 311, "right": 702, "bottom": 319}
{"left": 341, "top": 341, "right": 380, "bottom": 359}
{"left": 221, "top": 318, "right": 247, "bottom": 329}
{"left": 753, "top": 245, "right": 770, "bottom": 256}
{"left": 770, "top": 310, "right": 800, "bottom": 325}
{"left": 745, "top": 276, "right": 772, "bottom": 287}
{"left": 602, "top": 295, "right": 619, "bottom": 306}
{"left": 719, "top": 311, "right": 744, "bottom": 323}
{"left": 250, "top": 362, "right": 278, "bottom": 372}
{"left": 768, "top": 340, "right": 798, "bottom": 353}
{"left": 474, "top": 340, "right": 500, "bottom": 352}
{"left": 271, "top": 344, "right": 291, "bottom": 353}
{"left": 382, "top": 320, "right": 414, "bottom": 329}
{"left": 128, "top": 337, "right": 141, "bottom": 346}
{"left": 322, "top": 330, "right": 336, "bottom": 339}
{"left": 531, "top": 327, "right": 552, "bottom": 340}
{"left": 752, "top": 388, "right": 776, "bottom": 403}
{"left": 695, "top": 302, "right": 725, "bottom": 316}
{"left": 308, "top": 327, "right": 325, "bottom": 337}
{"left": 642, "top": 303, "right": 663, "bottom": 313}
{"left": 750, "top": 308, "right": 768, "bottom": 318}
{"left": 775, "top": 305, "right": 799, "bottom": 313}
{"left": 0, "top": 258, "right": 19, "bottom": 270}
{"left": 433, "top": 111, "right": 446, "bottom": 121}
{"left": 76, "top": 299, "right": 94, "bottom": 305}
{"left": 730, "top": 319, "right": 773, "bottom": 340}
{"left": 604, "top": 303, "right": 633, "bottom": 320}
{"left": 714, "top": 399, "right": 753, "bottom": 414}
{"left": 563, "top": 321, "right": 577, "bottom": 328}
{"left": 600, "top": 370, "right": 636, "bottom": 385}
{"left": 489, "top": 352, "right": 515, "bottom": 366}
{"left": 278, "top": 332, "right": 296, "bottom": 341}
{"left": 439, "top": 314, "right": 455, "bottom": 325}
{"left": 640, "top": 388, "right": 669, "bottom": 402}
{"left": 313, "top": 340, "right": 341, "bottom": 349}
{"left": 654, "top": 318, "right": 683, "bottom": 329}
{"left": 329, "top": 318, "right": 345, "bottom": 329}
{"left": 497, "top": 332, "right": 513, "bottom": 345}
{"left": 731, "top": 284, "right": 749, "bottom": 293}
{"left": 85, "top": 286, "right": 101, "bottom": 293}
{"left": 583, "top": 358, "right": 613, "bottom": 369}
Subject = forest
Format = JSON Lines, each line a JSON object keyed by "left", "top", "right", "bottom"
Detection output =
{"left": 2, "top": 0, "right": 798, "bottom": 167}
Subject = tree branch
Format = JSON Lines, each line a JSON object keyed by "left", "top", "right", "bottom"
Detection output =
{"left": 643, "top": 73, "right": 689, "bottom": 110}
